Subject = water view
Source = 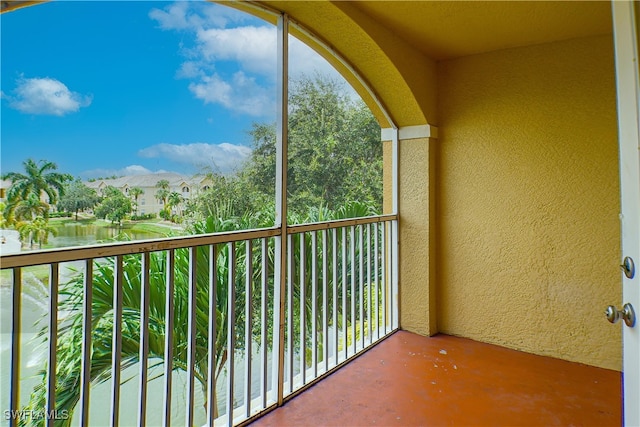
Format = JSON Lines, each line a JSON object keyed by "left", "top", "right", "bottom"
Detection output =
{"left": 48, "top": 221, "right": 169, "bottom": 249}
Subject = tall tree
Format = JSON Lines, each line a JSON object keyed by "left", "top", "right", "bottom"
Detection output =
{"left": 17, "top": 216, "right": 57, "bottom": 249}
{"left": 167, "top": 191, "right": 183, "bottom": 218}
{"left": 5, "top": 193, "right": 50, "bottom": 222}
{"left": 57, "top": 180, "right": 100, "bottom": 220}
{"left": 2, "top": 158, "right": 72, "bottom": 207}
{"left": 240, "top": 74, "right": 382, "bottom": 215}
{"left": 155, "top": 179, "right": 170, "bottom": 206}
{"left": 129, "top": 186, "right": 144, "bottom": 215}
{"left": 94, "top": 186, "right": 132, "bottom": 226}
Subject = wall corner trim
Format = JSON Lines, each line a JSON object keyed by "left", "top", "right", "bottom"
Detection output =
{"left": 381, "top": 124, "right": 438, "bottom": 141}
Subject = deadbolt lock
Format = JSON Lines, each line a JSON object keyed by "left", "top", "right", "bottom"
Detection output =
{"left": 605, "top": 303, "right": 636, "bottom": 327}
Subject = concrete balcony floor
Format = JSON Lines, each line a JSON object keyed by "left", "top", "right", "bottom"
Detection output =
{"left": 252, "top": 331, "right": 621, "bottom": 426}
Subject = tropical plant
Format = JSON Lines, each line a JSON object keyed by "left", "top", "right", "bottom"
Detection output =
{"left": 22, "top": 211, "right": 273, "bottom": 425}
{"left": 155, "top": 180, "right": 170, "bottom": 207}
{"left": 2, "top": 158, "right": 72, "bottom": 207}
{"left": 5, "top": 193, "right": 50, "bottom": 222}
{"left": 167, "top": 191, "right": 183, "bottom": 219}
{"left": 16, "top": 216, "right": 57, "bottom": 249}
{"left": 128, "top": 186, "right": 144, "bottom": 215}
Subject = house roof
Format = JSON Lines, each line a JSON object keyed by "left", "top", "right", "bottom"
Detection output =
{"left": 85, "top": 173, "right": 206, "bottom": 190}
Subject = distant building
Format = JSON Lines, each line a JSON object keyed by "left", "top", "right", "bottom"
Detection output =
{"left": 85, "top": 172, "right": 212, "bottom": 216}
{"left": 0, "top": 179, "right": 12, "bottom": 202}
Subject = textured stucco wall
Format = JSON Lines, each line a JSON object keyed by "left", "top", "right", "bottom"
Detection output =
{"left": 436, "top": 35, "right": 621, "bottom": 370}
{"left": 398, "top": 137, "right": 438, "bottom": 335}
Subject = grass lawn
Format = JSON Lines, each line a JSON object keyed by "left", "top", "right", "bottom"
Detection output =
{"left": 0, "top": 264, "right": 50, "bottom": 288}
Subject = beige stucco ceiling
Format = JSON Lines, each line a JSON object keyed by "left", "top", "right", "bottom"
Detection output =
{"left": 349, "top": 1, "right": 613, "bottom": 60}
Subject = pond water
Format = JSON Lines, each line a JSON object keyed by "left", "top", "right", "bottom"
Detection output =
{"left": 48, "top": 222, "right": 167, "bottom": 249}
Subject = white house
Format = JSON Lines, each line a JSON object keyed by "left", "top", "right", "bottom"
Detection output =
{"left": 85, "top": 172, "right": 211, "bottom": 216}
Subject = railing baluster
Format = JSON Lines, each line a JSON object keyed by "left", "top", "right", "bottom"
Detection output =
{"left": 260, "top": 238, "right": 268, "bottom": 409}
{"left": 322, "top": 229, "right": 328, "bottom": 373}
{"left": 350, "top": 226, "right": 356, "bottom": 356}
{"left": 244, "top": 240, "right": 253, "bottom": 419}
{"left": 111, "top": 256, "right": 123, "bottom": 427}
{"left": 80, "top": 260, "right": 93, "bottom": 426}
{"left": 359, "top": 225, "right": 365, "bottom": 350}
{"left": 311, "top": 231, "right": 318, "bottom": 378}
{"left": 46, "top": 263, "right": 59, "bottom": 427}
{"left": 287, "top": 234, "right": 294, "bottom": 394}
{"left": 186, "top": 247, "right": 197, "bottom": 427}
{"left": 367, "top": 224, "right": 372, "bottom": 346}
{"left": 332, "top": 228, "right": 338, "bottom": 367}
{"left": 341, "top": 227, "right": 347, "bottom": 362}
{"left": 138, "top": 253, "right": 151, "bottom": 427}
{"left": 392, "top": 220, "right": 399, "bottom": 330}
{"left": 9, "top": 268, "right": 21, "bottom": 427}
{"left": 382, "top": 223, "right": 388, "bottom": 335}
{"left": 374, "top": 223, "right": 380, "bottom": 342}
{"left": 227, "top": 242, "right": 236, "bottom": 427}
{"left": 207, "top": 245, "right": 217, "bottom": 427}
{"left": 300, "top": 233, "right": 306, "bottom": 385}
{"left": 162, "top": 249, "right": 175, "bottom": 427}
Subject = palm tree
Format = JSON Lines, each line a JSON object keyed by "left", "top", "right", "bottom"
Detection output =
{"left": 6, "top": 193, "right": 50, "bottom": 222}
{"left": 129, "top": 187, "right": 144, "bottom": 216}
{"left": 17, "top": 216, "right": 57, "bottom": 249}
{"left": 167, "top": 191, "right": 183, "bottom": 218}
{"left": 2, "top": 158, "right": 72, "bottom": 208}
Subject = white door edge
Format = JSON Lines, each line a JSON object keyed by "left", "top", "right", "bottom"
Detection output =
{"left": 612, "top": 1, "right": 640, "bottom": 425}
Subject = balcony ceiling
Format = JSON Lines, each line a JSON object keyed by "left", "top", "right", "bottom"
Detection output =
{"left": 2, "top": 1, "right": 613, "bottom": 62}
{"left": 350, "top": 1, "right": 613, "bottom": 60}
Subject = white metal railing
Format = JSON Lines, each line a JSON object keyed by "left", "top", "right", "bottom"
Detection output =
{"left": 0, "top": 215, "right": 397, "bottom": 426}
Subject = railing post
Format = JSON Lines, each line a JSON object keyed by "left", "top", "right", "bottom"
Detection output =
{"left": 392, "top": 128, "right": 400, "bottom": 330}
{"left": 274, "top": 11, "right": 289, "bottom": 407}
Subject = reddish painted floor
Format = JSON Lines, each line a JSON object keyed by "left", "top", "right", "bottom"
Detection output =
{"left": 252, "top": 331, "right": 622, "bottom": 427}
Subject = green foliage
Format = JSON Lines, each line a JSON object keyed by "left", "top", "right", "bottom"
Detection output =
{"left": 186, "top": 74, "right": 382, "bottom": 224}
{"left": 185, "top": 173, "right": 270, "bottom": 224}
{"left": 128, "top": 186, "right": 144, "bottom": 215}
{"left": 1, "top": 158, "right": 72, "bottom": 206}
{"left": 49, "top": 211, "right": 72, "bottom": 218}
{"left": 94, "top": 186, "right": 132, "bottom": 225}
{"left": 5, "top": 193, "right": 50, "bottom": 222}
{"left": 239, "top": 74, "right": 382, "bottom": 215}
{"left": 57, "top": 179, "right": 100, "bottom": 220}
{"left": 16, "top": 216, "right": 57, "bottom": 249}
{"left": 130, "top": 213, "right": 155, "bottom": 221}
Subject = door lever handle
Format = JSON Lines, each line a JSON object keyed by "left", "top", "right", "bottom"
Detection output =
{"left": 605, "top": 303, "right": 636, "bottom": 327}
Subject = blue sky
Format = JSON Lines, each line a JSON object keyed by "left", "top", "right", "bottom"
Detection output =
{"left": 1, "top": 1, "right": 342, "bottom": 179}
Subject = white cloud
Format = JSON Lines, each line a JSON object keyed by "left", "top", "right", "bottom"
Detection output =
{"left": 189, "top": 71, "right": 274, "bottom": 116}
{"left": 149, "top": 2, "right": 204, "bottom": 31}
{"left": 149, "top": 2, "right": 358, "bottom": 117}
{"left": 7, "top": 77, "right": 92, "bottom": 116}
{"left": 80, "top": 165, "right": 162, "bottom": 180}
{"left": 150, "top": 1, "right": 249, "bottom": 32}
{"left": 139, "top": 142, "right": 252, "bottom": 174}
{"left": 196, "top": 26, "right": 276, "bottom": 76}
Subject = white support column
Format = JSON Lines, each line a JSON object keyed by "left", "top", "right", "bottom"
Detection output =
{"left": 274, "top": 12, "right": 289, "bottom": 406}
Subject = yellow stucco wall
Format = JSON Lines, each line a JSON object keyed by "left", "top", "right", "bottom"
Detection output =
{"left": 436, "top": 35, "right": 622, "bottom": 370}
